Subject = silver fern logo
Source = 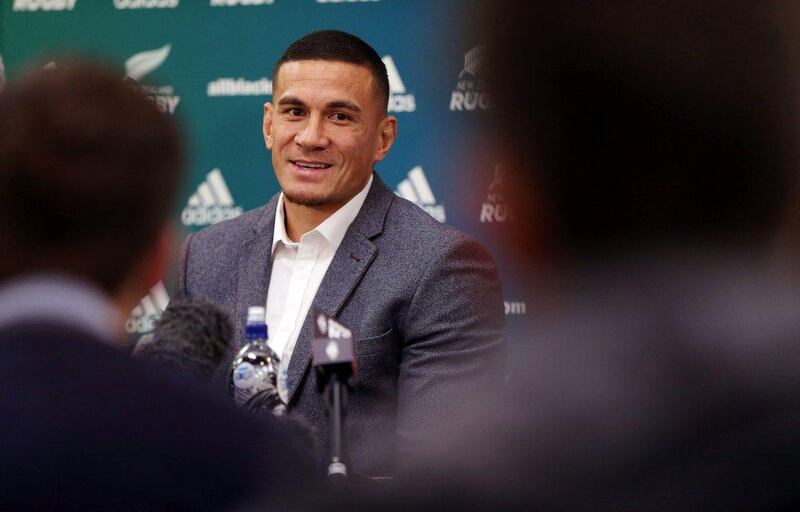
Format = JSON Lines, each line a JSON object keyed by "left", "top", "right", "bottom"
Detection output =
{"left": 450, "top": 46, "right": 490, "bottom": 111}
{"left": 382, "top": 56, "right": 415, "bottom": 113}
{"left": 395, "top": 166, "right": 445, "bottom": 222}
{"left": 125, "top": 44, "right": 171, "bottom": 81}
{"left": 480, "top": 164, "right": 512, "bottom": 223}
{"left": 125, "top": 44, "right": 180, "bottom": 114}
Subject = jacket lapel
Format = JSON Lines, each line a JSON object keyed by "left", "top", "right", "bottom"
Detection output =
{"left": 232, "top": 194, "right": 279, "bottom": 351}
{"left": 285, "top": 173, "right": 394, "bottom": 404}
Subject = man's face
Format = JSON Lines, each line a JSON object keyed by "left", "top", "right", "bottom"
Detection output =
{"left": 264, "top": 60, "right": 396, "bottom": 213}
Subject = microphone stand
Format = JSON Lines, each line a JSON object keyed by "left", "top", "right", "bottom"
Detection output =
{"left": 324, "top": 371, "right": 350, "bottom": 482}
{"left": 311, "top": 309, "right": 357, "bottom": 485}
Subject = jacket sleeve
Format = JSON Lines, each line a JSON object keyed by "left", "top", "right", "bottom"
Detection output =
{"left": 395, "top": 234, "right": 507, "bottom": 465}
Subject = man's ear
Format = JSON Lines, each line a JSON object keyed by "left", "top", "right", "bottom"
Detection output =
{"left": 374, "top": 114, "right": 398, "bottom": 162}
{"left": 263, "top": 102, "right": 274, "bottom": 150}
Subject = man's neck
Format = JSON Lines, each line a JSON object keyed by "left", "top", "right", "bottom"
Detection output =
{"left": 283, "top": 201, "right": 339, "bottom": 242}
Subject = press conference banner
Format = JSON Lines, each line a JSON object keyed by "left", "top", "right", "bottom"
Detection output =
{"left": 0, "top": 0, "right": 529, "bottom": 351}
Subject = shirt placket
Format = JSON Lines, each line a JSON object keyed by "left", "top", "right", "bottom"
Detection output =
{"left": 276, "top": 236, "right": 321, "bottom": 402}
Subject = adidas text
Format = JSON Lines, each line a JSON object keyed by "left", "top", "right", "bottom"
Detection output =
{"left": 388, "top": 94, "right": 415, "bottom": 113}
{"left": 210, "top": 0, "right": 274, "bottom": 6}
{"left": 181, "top": 205, "right": 243, "bottom": 226}
{"left": 421, "top": 205, "right": 446, "bottom": 223}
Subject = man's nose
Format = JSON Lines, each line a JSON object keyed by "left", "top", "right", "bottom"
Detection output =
{"left": 295, "top": 115, "right": 329, "bottom": 149}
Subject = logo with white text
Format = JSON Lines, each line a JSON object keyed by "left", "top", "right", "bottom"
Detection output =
{"left": 207, "top": 77, "right": 272, "bottom": 97}
{"left": 126, "top": 281, "right": 169, "bottom": 334}
{"left": 504, "top": 300, "right": 527, "bottom": 316}
{"left": 480, "top": 164, "right": 513, "bottom": 223}
{"left": 181, "top": 168, "right": 243, "bottom": 226}
{"left": 125, "top": 44, "right": 181, "bottom": 114}
{"left": 209, "top": 0, "right": 274, "bottom": 6}
{"left": 114, "top": 0, "right": 178, "bottom": 8}
{"left": 395, "top": 166, "right": 445, "bottom": 222}
{"left": 382, "top": 56, "right": 416, "bottom": 113}
{"left": 450, "top": 46, "right": 490, "bottom": 112}
{"left": 13, "top": 0, "right": 76, "bottom": 11}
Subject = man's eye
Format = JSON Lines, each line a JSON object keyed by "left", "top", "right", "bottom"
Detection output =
{"left": 286, "top": 108, "right": 303, "bottom": 117}
{"left": 332, "top": 112, "right": 349, "bottom": 122}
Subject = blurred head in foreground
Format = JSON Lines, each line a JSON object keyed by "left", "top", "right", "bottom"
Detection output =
{"left": 485, "top": 0, "right": 800, "bottom": 270}
{"left": 337, "top": 2, "right": 800, "bottom": 511}
{"left": 0, "top": 60, "right": 183, "bottom": 327}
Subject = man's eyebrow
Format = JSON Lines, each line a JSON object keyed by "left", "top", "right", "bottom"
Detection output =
{"left": 277, "top": 96, "right": 306, "bottom": 106}
{"left": 327, "top": 100, "right": 361, "bottom": 113}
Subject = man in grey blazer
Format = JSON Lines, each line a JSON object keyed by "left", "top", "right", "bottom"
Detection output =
{"left": 173, "top": 30, "right": 506, "bottom": 478}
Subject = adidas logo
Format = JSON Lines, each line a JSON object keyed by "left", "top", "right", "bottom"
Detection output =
{"left": 125, "top": 44, "right": 180, "bottom": 114}
{"left": 114, "top": 0, "right": 179, "bottom": 9}
{"left": 395, "top": 166, "right": 445, "bottom": 222}
{"left": 13, "top": 0, "right": 76, "bottom": 11}
{"left": 450, "top": 45, "right": 490, "bottom": 112}
{"left": 126, "top": 281, "right": 169, "bottom": 334}
{"left": 382, "top": 56, "right": 416, "bottom": 113}
{"left": 181, "top": 168, "right": 243, "bottom": 226}
{"left": 210, "top": 0, "right": 274, "bottom": 6}
{"left": 480, "top": 164, "right": 512, "bottom": 223}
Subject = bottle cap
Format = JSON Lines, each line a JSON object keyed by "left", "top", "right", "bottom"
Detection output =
{"left": 247, "top": 306, "right": 266, "bottom": 324}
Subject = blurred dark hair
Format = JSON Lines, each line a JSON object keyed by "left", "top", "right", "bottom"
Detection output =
{"left": 0, "top": 59, "right": 184, "bottom": 294}
{"left": 485, "top": 0, "right": 799, "bottom": 259}
{"left": 273, "top": 30, "right": 389, "bottom": 111}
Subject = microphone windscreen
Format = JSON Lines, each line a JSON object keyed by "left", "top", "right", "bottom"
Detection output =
{"left": 134, "top": 296, "right": 234, "bottom": 381}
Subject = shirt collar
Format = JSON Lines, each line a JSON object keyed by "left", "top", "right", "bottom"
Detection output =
{"left": 272, "top": 174, "right": 374, "bottom": 254}
{"left": 0, "top": 274, "right": 123, "bottom": 344}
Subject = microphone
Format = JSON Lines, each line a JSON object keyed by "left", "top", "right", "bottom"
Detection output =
{"left": 312, "top": 309, "right": 358, "bottom": 481}
{"left": 133, "top": 296, "right": 233, "bottom": 382}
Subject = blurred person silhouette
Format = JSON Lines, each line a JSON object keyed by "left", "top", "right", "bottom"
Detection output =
{"left": 0, "top": 61, "right": 314, "bottom": 511}
{"left": 327, "top": 0, "right": 800, "bottom": 510}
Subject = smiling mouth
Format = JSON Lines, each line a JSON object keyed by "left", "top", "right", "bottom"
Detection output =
{"left": 291, "top": 160, "right": 333, "bottom": 170}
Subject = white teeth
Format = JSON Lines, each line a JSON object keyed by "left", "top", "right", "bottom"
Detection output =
{"left": 295, "top": 162, "right": 331, "bottom": 169}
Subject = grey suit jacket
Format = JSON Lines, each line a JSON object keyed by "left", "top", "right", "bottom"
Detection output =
{"left": 174, "top": 173, "right": 506, "bottom": 477}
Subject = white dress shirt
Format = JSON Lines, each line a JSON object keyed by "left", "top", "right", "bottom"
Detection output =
{"left": 267, "top": 175, "right": 373, "bottom": 401}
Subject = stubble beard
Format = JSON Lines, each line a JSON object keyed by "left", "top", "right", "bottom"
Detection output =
{"left": 283, "top": 190, "right": 336, "bottom": 208}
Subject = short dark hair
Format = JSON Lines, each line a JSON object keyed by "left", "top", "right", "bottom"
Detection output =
{"left": 0, "top": 59, "right": 184, "bottom": 293}
{"left": 486, "top": 0, "right": 799, "bottom": 258}
{"left": 273, "top": 30, "right": 389, "bottom": 111}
